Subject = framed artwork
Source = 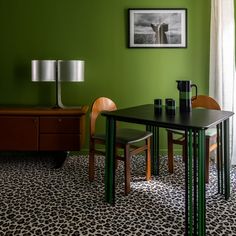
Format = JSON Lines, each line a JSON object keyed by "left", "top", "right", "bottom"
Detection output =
{"left": 128, "top": 8, "right": 187, "bottom": 48}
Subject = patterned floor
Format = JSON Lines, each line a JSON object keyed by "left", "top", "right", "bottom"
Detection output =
{"left": 0, "top": 153, "right": 236, "bottom": 236}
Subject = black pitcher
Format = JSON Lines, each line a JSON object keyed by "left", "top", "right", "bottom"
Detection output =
{"left": 176, "top": 80, "right": 198, "bottom": 112}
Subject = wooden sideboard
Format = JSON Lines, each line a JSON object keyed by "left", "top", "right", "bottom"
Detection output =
{"left": 0, "top": 106, "right": 88, "bottom": 152}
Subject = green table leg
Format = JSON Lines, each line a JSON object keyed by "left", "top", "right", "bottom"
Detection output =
{"left": 105, "top": 117, "right": 116, "bottom": 204}
{"left": 219, "top": 122, "right": 224, "bottom": 194}
{"left": 186, "top": 129, "right": 206, "bottom": 235}
{"left": 216, "top": 124, "right": 222, "bottom": 194}
{"left": 185, "top": 129, "right": 193, "bottom": 235}
{"left": 223, "top": 119, "right": 230, "bottom": 200}
{"left": 193, "top": 130, "right": 198, "bottom": 236}
{"left": 197, "top": 129, "right": 206, "bottom": 235}
{"left": 146, "top": 125, "right": 159, "bottom": 176}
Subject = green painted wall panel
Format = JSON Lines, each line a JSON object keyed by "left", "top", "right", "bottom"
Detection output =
{"left": 0, "top": 0, "right": 212, "bottom": 150}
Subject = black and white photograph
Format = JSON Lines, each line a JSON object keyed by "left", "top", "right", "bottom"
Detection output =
{"left": 129, "top": 9, "right": 187, "bottom": 48}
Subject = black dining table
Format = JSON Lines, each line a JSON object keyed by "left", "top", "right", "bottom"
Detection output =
{"left": 102, "top": 104, "right": 234, "bottom": 236}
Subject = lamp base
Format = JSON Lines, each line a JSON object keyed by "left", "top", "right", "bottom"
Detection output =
{"left": 55, "top": 80, "right": 82, "bottom": 109}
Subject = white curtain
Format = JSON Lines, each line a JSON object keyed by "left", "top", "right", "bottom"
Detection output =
{"left": 209, "top": 0, "right": 236, "bottom": 164}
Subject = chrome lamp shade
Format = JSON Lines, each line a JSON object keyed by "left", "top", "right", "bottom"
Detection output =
{"left": 32, "top": 60, "right": 57, "bottom": 82}
{"left": 58, "top": 60, "right": 84, "bottom": 82}
{"left": 31, "top": 59, "right": 85, "bottom": 108}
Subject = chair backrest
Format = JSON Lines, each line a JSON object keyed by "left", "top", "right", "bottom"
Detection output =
{"left": 192, "top": 95, "right": 221, "bottom": 110}
{"left": 90, "top": 97, "right": 117, "bottom": 137}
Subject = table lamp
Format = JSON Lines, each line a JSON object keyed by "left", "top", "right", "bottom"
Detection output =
{"left": 31, "top": 59, "right": 84, "bottom": 108}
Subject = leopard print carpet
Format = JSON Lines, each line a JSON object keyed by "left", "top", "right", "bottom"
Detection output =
{"left": 0, "top": 153, "right": 235, "bottom": 236}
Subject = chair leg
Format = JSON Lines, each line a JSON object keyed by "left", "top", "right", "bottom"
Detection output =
{"left": 124, "top": 144, "right": 131, "bottom": 196}
{"left": 182, "top": 144, "right": 186, "bottom": 162}
{"left": 167, "top": 131, "right": 174, "bottom": 174}
{"left": 146, "top": 138, "right": 151, "bottom": 181}
{"left": 89, "top": 140, "right": 95, "bottom": 182}
{"left": 115, "top": 148, "right": 119, "bottom": 170}
{"left": 205, "top": 137, "right": 210, "bottom": 183}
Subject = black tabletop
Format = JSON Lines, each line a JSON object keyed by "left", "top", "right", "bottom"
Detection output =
{"left": 102, "top": 104, "right": 234, "bottom": 130}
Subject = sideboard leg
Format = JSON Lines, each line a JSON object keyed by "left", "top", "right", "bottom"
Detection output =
{"left": 53, "top": 151, "right": 69, "bottom": 168}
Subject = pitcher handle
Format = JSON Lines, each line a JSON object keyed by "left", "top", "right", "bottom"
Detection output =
{"left": 191, "top": 84, "right": 198, "bottom": 101}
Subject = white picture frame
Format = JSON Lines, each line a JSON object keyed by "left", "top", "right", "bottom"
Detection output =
{"left": 129, "top": 8, "right": 187, "bottom": 48}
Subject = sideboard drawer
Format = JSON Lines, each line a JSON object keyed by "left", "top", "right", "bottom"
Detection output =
{"left": 39, "top": 134, "right": 81, "bottom": 151}
{"left": 40, "top": 117, "right": 80, "bottom": 133}
{"left": 0, "top": 117, "right": 38, "bottom": 151}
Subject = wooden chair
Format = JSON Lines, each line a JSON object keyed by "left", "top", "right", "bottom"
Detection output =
{"left": 167, "top": 95, "right": 221, "bottom": 183}
{"left": 89, "top": 97, "right": 152, "bottom": 195}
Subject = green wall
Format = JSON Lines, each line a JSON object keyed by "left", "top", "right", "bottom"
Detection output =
{"left": 0, "top": 0, "right": 211, "bottom": 151}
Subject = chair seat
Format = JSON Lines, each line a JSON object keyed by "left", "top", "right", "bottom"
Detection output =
{"left": 167, "top": 128, "right": 217, "bottom": 137}
{"left": 94, "top": 128, "right": 152, "bottom": 145}
{"left": 205, "top": 128, "right": 217, "bottom": 137}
